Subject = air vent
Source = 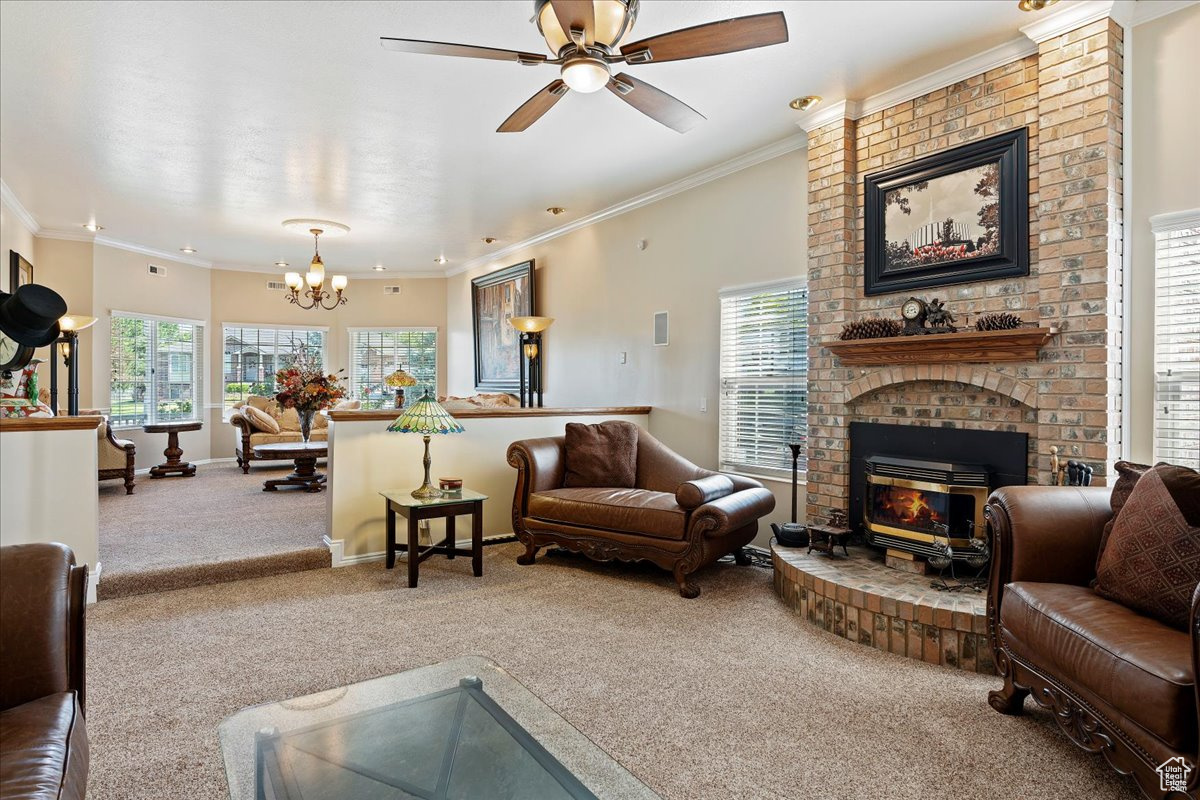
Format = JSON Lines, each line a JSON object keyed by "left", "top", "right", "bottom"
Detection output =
{"left": 384, "top": 286, "right": 402, "bottom": 295}
{"left": 266, "top": 280, "right": 287, "bottom": 291}
{"left": 653, "top": 311, "right": 669, "bottom": 346}
{"left": 147, "top": 264, "right": 167, "bottom": 277}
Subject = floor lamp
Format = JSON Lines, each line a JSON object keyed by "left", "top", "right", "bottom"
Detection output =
{"left": 49, "top": 314, "right": 97, "bottom": 415}
{"left": 508, "top": 316, "right": 554, "bottom": 408}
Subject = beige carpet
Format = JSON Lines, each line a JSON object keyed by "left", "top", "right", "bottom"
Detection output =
{"left": 98, "top": 462, "right": 330, "bottom": 600}
{"left": 86, "top": 545, "right": 1138, "bottom": 800}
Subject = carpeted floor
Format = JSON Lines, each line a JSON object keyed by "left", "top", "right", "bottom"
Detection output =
{"left": 87, "top": 545, "right": 1138, "bottom": 800}
{"left": 98, "top": 462, "right": 330, "bottom": 600}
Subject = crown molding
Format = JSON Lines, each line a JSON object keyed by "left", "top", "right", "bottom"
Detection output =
{"left": 1133, "top": 0, "right": 1199, "bottom": 26}
{"left": 1019, "top": 0, "right": 1132, "bottom": 43}
{"left": 793, "top": 36, "right": 1038, "bottom": 132}
{"left": 445, "top": 133, "right": 808, "bottom": 278}
{"left": 0, "top": 179, "right": 41, "bottom": 235}
{"left": 37, "top": 227, "right": 216, "bottom": 268}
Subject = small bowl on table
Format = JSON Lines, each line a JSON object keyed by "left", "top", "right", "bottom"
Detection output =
{"left": 438, "top": 477, "right": 463, "bottom": 495}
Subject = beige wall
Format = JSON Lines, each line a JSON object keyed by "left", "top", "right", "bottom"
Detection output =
{"left": 207, "top": 269, "right": 447, "bottom": 458}
{"left": 446, "top": 149, "right": 809, "bottom": 541}
{"left": 32, "top": 238, "right": 96, "bottom": 410}
{"left": 1128, "top": 4, "right": 1200, "bottom": 463}
{"left": 0, "top": 200, "right": 35, "bottom": 294}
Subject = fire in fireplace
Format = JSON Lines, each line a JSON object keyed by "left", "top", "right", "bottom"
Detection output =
{"left": 864, "top": 456, "right": 988, "bottom": 560}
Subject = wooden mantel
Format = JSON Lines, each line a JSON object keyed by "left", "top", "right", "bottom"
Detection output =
{"left": 825, "top": 327, "right": 1056, "bottom": 365}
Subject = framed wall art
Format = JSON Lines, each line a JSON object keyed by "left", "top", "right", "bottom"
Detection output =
{"left": 864, "top": 128, "right": 1029, "bottom": 296}
{"left": 471, "top": 260, "right": 535, "bottom": 392}
{"left": 9, "top": 250, "right": 33, "bottom": 290}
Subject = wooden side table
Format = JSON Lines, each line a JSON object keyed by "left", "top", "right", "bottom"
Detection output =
{"left": 380, "top": 489, "right": 488, "bottom": 588}
{"left": 143, "top": 421, "right": 203, "bottom": 478}
{"left": 808, "top": 524, "right": 852, "bottom": 557}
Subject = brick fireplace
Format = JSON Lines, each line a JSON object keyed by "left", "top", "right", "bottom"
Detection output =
{"left": 804, "top": 18, "right": 1125, "bottom": 524}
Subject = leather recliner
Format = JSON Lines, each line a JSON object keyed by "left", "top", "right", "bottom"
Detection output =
{"left": 508, "top": 427, "right": 776, "bottom": 598}
{"left": 0, "top": 543, "right": 89, "bottom": 800}
{"left": 986, "top": 485, "right": 1197, "bottom": 800}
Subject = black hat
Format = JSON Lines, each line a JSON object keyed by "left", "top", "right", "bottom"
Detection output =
{"left": 0, "top": 284, "right": 67, "bottom": 347}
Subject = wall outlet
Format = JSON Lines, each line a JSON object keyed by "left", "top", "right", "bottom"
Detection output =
{"left": 699, "top": 396, "right": 707, "bottom": 413}
{"left": 618, "top": 351, "right": 627, "bottom": 364}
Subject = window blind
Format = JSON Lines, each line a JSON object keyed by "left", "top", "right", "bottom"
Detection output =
{"left": 349, "top": 328, "right": 438, "bottom": 409}
{"left": 110, "top": 313, "right": 204, "bottom": 427}
{"left": 719, "top": 281, "right": 808, "bottom": 478}
{"left": 222, "top": 326, "right": 325, "bottom": 408}
{"left": 1152, "top": 218, "right": 1200, "bottom": 469}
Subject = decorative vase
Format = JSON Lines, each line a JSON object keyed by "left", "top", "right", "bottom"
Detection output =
{"left": 299, "top": 409, "right": 316, "bottom": 443}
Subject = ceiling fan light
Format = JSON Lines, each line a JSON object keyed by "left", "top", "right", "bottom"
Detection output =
{"left": 536, "top": 3, "right": 570, "bottom": 54}
{"left": 561, "top": 57, "right": 610, "bottom": 93}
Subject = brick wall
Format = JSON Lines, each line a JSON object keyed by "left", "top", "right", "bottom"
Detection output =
{"left": 806, "top": 21, "right": 1123, "bottom": 522}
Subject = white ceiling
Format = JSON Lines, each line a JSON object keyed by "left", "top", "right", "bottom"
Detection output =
{"left": 0, "top": 0, "right": 1033, "bottom": 275}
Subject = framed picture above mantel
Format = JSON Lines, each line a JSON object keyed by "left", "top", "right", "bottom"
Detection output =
{"left": 471, "top": 260, "right": 535, "bottom": 393}
{"left": 864, "top": 128, "right": 1029, "bottom": 296}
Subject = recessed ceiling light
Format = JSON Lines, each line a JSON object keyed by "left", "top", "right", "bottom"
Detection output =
{"left": 275, "top": 261, "right": 289, "bottom": 268}
{"left": 82, "top": 222, "right": 104, "bottom": 232}
{"left": 373, "top": 265, "right": 387, "bottom": 271}
{"left": 1017, "top": 0, "right": 1058, "bottom": 10}
{"left": 482, "top": 237, "right": 499, "bottom": 244}
{"left": 546, "top": 207, "right": 566, "bottom": 216}
{"left": 281, "top": 218, "right": 350, "bottom": 237}
{"left": 789, "top": 95, "right": 822, "bottom": 112}
{"left": 179, "top": 246, "right": 197, "bottom": 254}
{"left": 434, "top": 256, "right": 448, "bottom": 265}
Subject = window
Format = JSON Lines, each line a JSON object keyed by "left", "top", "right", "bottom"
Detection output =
{"left": 719, "top": 280, "right": 808, "bottom": 478}
{"left": 349, "top": 328, "right": 438, "bottom": 409}
{"left": 109, "top": 313, "right": 204, "bottom": 427}
{"left": 1152, "top": 213, "right": 1200, "bottom": 468}
{"left": 222, "top": 325, "right": 326, "bottom": 408}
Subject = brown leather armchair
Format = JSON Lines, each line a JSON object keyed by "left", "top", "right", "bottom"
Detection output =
{"left": 0, "top": 543, "right": 89, "bottom": 800}
{"left": 986, "top": 485, "right": 1197, "bottom": 800}
{"left": 508, "top": 428, "right": 775, "bottom": 598}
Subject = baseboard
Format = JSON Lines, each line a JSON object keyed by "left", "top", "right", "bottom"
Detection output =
{"left": 87, "top": 561, "right": 102, "bottom": 605}
{"left": 323, "top": 534, "right": 517, "bottom": 567}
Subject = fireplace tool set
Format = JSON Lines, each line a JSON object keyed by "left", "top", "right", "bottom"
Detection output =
{"left": 928, "top": 522, "right": 991, "bottom": 592}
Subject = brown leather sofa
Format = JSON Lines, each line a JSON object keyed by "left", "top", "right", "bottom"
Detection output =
{"left": 508, "top": 427, "right": 775, "bottom": 598}
{"left": 986, "top": 485, "right": 1196, "bottom": 799}
{"left": 0, "top": 543, "right": 89, "bottom": 800}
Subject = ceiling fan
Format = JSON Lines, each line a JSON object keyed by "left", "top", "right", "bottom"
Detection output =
{"left": 381, "top": 0, "right": 788, "bottom": 133}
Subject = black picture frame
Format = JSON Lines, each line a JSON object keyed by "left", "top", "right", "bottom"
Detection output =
{"left": 9, "top": 250, "right": 33, "bottom": 290}
{"left": 471, "top": 260, "right": 535, "bottom": 393}
{"left": 864, "top": 128, "right": 1028, "bottom": 296}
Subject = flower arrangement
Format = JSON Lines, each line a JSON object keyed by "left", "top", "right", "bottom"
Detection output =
{"left": 274, "top": 345, "right": 346, "bottom": 413}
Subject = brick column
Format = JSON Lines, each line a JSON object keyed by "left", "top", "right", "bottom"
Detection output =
{"left": 1034, "top": 18, "right": 1124, "bottom": 479}
{"left": 805, "top": 117, "right": 857, "bottom": 521}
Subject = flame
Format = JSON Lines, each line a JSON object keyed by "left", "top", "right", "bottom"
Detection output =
{"left": 875, "top": 487, "right": 944, "bottom": 528}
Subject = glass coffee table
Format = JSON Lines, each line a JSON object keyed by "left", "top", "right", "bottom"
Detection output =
{"left": 219, "top": 656, "right": 659, "bottom": 800}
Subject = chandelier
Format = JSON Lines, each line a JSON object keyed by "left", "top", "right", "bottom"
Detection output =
{"left": 281, "top": 220, "right": 348, "bottom": 310}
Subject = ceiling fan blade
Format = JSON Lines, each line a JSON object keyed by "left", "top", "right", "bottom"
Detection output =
{"left": 618, "top": 12, "right": 788, "bottom": 64}
{"left": 498, "top": 80, "right": 569, "bottom": 132}
{"left": 548, "top": 0, "right": 594, "bottom": 46}
{"left": 606, "top": 73, "right": 705, "bottom": 133}
{"left": 380, "top": 37, "right": 546, "bottom": 65}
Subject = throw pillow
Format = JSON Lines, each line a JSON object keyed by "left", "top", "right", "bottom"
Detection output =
{"left": 1096, "top": 460, "right": 1154, "bottom": 566}
{"left": 563, "top": 420, "right": 638, "bottom": 488}
{"left": 246, "top": 395, "right": 279, "bottom": 417}
{"left": 1094, "top": 464, "right": 1200, "bottom": 630}
{"left": 277, "top": 407, "right": 301, "bottom": 432}
{"left": 242, "top": 405, "right": 281, "bottom": 434}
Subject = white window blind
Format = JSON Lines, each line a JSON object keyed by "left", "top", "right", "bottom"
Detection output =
{"left": 349, "top": 328, "right": 438, "bottom": 409}
{"left": 719, "top": 281, "right": 808, "bottom": 478}
{"left": 1152, "top": 214, "right": 1200, "bottom": 469}
{"left": 109, "top": 313, "right": 204, "bottom": 427}
{"left": 222, "top": 325, "right": 326, "bottom": 408}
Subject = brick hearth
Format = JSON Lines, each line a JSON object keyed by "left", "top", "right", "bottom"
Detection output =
{"left": 804, "top": 19, "right": 1125, "bottom": 523}
{"left": 772, "top": 545, "right": 994, "bottom": 674}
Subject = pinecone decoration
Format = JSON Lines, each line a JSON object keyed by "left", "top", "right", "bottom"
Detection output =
{"left": 974, "top": 312, "right": 1023, "bottom": 331}
{"left": 839, "top": 317, "right": 902, "bottom": 340}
